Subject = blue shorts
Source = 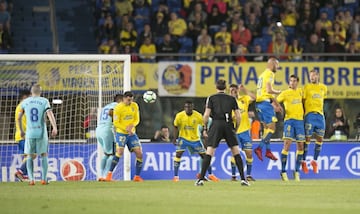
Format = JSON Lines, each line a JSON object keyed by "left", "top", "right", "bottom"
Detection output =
{"left": 24, "top": 138, "right": 48, "bottom": 155}
{"left": 115, "top": 132, "right": 141, "bottom": 152}
{"left": 283, "top": 119, "right": 305, "bottom": 142}
{"left": 256, "top": 101, "right": 278, "bottom": 124}
{"left": 236, "top": 131, "right": 252, "bottom": 150}
{"left": 176, "top": 137, "right": 206, "bottom": 155}
{"left": 17, "top": 140, "right": 25, "bottom": 153}
{"left": 96, "top": 127, "right": 115, "bottom": 154}
{"left": 305, "top": 113, "right": 325, "bottom": 138}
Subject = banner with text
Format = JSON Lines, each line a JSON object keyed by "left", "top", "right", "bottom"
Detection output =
{"left": 1, "top": 62, "right": 359, "bottom": 98}
{"left": 1, "top": 142, "right": 360, "bottom": 182}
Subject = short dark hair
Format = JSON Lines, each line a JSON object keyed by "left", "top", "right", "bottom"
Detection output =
{"left": 216, "top": 79, "right": 226, "bottom": 90}
{"left": 290, "top": 74, "right": 299, "bottom": 81}
{"left": 184, "top": 100, "right": 193, "bottom": 105}
{"left": 160, "top": 125, "right": 169, "bottom": 129}
{"left": 19, "top": 89, "right": 31, "bottom": 99}
{"left": 123, "top": 91, "right": 133, "bottom": 97}
{"left": 229, "top": 84, "right": 238, "bottom": 88}
{"left": 114, "top": 94, "right": 123, "bottom": 102}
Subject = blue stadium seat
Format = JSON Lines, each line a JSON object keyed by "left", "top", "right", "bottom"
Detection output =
{"left": 252, "top": 37, "right": 268, "bottom": 52}
{"left": 178, "top": 36, "right": 193, "bottom": 50}
{"left": 319, "top": 7, "right": 335, "bottom": 21}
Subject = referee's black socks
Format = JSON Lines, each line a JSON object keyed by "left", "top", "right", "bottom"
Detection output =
{"left": 200, "top": 154, "right": 212, "bottom": 180}
{"left": 234, "top": 154, "right": 245, "bottom": 180}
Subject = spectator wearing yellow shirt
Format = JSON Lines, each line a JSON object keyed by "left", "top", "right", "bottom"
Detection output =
{"left": 139, "top": 37, "right": 156, "bottom": 62}
{"left": 215, "top": 22, "right": 232, "bottom": 45}
{"left": 280, "top": 0, "right": 298, "bottom": 27}
{"left": 119, "top": 22, "right": 137, "bottom": 48}
{"left": 288, "top": 38, "right": 303, "bottom": 61}
{"left": 195, "top": 36, "right": 215, "bottom": 62}
{"left": 318, "top": 11, "right": 332, "bottom": 31}
{"left": 214, "top": 36, "right": 231, "bottom": 62}
{"left": 327, "top": 21, "right": 346, "bottom": 46}
{"left": 115, "top": 0, "right": 133, "bottom": 17}
{"left": 168, "top": 12, "right": 187, "bottom": 37}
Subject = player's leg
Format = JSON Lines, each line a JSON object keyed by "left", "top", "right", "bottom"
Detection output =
{"left": 226, "top": 128, "right": 248, "bottom": 186}
{"left": 26, "top": 154, "right": 36, "bottom": 185}
{"left": 311, "top": 115, "right": 325, "bottom": 174}
{"left": 173, "top": 150, "right": 184, "bottom": 181}
{"left": 15, "top": 139, "right": 28, "bottom": 181}
{"left": 197, "top": 142, "right": 219, "bottom": 182}
{"left": 24, "top": 138, "right": 36, "bottom": 185}
{"left": 106, "top": 132, "right": 126, "bottom": 181}
{"left": 128, "top": 134, "right": 143, "bottom": 181}
{"left": 254, "top": 102, "right": 266, "bottom": 153}
{"left": 230, "top": 157, "right": 237, "bottom": 181}
{"left": 303, "top": 114, "right": 315, "bottom": 173}
{"left": 37, "top": 136, "right": 49, "bottom": 184}
{"left": 294, "top": 120, "right": 305, "bottom": 181}
{"left": 196, "top": 146, "right": 215, "bottom": 186}
{"left": 280, "top": 139, "right": 291, "bottom": 182}
{"left": 103, "top": 142, "right": 115, "bottom": 180}
{"left": 255, "top": 102, "right": 278, "bottom": 161}
{"left": 99, "top": 131, "right": 115, "bottom": 181}
{"left": 97, "top": 137, "right": 107, "bottom": 180}
{"left": 40, "top": 153, "right": 48, "bottom": 184}
{"left": 241, "top": 131, "right": 255, "bottom": 181}
{"left": 294, "top": 141, "right": 304, "bottom": 181}
{"left": 196, "top": 124, "right": 222, "bottom": 185}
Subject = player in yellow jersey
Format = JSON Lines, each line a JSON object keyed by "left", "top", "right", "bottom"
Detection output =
{"left": 106, "top": 91, "right": 144, "bottom": 182}
{"left": 172, "top": 101, "right": 219, "bottom": 182}
{"left": 302, "top": 69, "right": 328, "bottom": 174}
{"left": 254, "top": 57, "right": 283, "bottom": 161}
{"left": 276, "top": 75, "right": 305, "bottom": 181}
{"left": 14, "top": 90, "right": 31, "bottom": 181}
{"left": 229, "top": 84, "right": 256, "bottom": 182}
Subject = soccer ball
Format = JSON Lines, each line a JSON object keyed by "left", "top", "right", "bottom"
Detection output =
{"left": 143, "top": 91, "right": 157, "bottom": 103}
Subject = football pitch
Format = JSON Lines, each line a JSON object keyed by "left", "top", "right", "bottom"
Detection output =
{"left": 1, "top": 180, "right": 359, "bottom": 214}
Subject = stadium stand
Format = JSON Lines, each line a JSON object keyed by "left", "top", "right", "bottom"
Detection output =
{"left": 11, "top": 0, "right": 53, "bottom": 53}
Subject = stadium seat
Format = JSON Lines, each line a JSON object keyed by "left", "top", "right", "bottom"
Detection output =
{"left": 178, "top": 36, "right": 193, "bottom": 50}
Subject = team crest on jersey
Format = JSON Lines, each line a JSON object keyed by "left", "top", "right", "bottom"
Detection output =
{"left": 60, "top": 159, "right": 86, "bottom": 181}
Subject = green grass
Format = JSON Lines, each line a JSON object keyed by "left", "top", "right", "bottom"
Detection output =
{"left": 1, "top": 180, "right": 360, "bottom": 214}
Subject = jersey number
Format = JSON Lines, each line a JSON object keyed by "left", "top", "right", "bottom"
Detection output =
{"left": 101, "top": 108, "right": 109, "bottom": 120}
{"left": 257, "top": 77, "right": 263, "bottom": 96}
{"left": 30, "top": 108, "right": 39, "bottom": 122}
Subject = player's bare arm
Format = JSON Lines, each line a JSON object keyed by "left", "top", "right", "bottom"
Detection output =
{"left": 47, "top": 110, "right": 58, "bottom": 137}
{"left": 266, "top": 82, "right": 281, "bottom": 95}
{"left": 202, "top": 108, "right": 211, "bottom": 138}
{"left": 17, "top": 110, "right": 25, "bottom": 138}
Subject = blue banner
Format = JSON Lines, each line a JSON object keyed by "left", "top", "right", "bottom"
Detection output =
{"left": 0, "top": 144, "right": 124, "bottom": 182}
{"left": 138, "top": 142, "right": 360, "bottom": 180}
{"left": 1, "top": 142, "right": 360, "bottom": 182}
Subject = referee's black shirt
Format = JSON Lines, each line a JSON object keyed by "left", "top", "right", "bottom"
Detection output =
{"left": 206, "top": 92, "right": 239, "bottom": 123}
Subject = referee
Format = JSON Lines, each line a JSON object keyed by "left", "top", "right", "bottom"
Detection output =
{"left": 195, "top": 79, "right": 250, "bottom": 186}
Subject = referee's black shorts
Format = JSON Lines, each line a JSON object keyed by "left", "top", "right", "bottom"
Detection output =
{"left": 207, "top": 120, "right": 239, "bottom": 148}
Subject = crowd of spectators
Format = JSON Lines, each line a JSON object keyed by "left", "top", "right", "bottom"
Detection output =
{"left": 94, "top": 0, "right": 360, "bottom": 62}
{"left": 0, "top": 0, "right": 12, "bottom": 53}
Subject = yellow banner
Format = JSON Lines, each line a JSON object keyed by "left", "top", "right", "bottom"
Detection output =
{"left": 194, "top": 62, "right": 360, "bottom": 98}
{"left": 37, "top": 62, "right": 124, "bottom": 91}
{"left": 35, "top": 62, "right": 360, "bottom": 99}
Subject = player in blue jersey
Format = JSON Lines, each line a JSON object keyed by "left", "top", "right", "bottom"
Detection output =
{"left": 14, "top": 89, "right": 31, "bottom": 182}
{"left": 17, "top": 84, "right": 58, "bottom": 185}
{"left": 96, "top": 94, "right": 123, "bottom": 181}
